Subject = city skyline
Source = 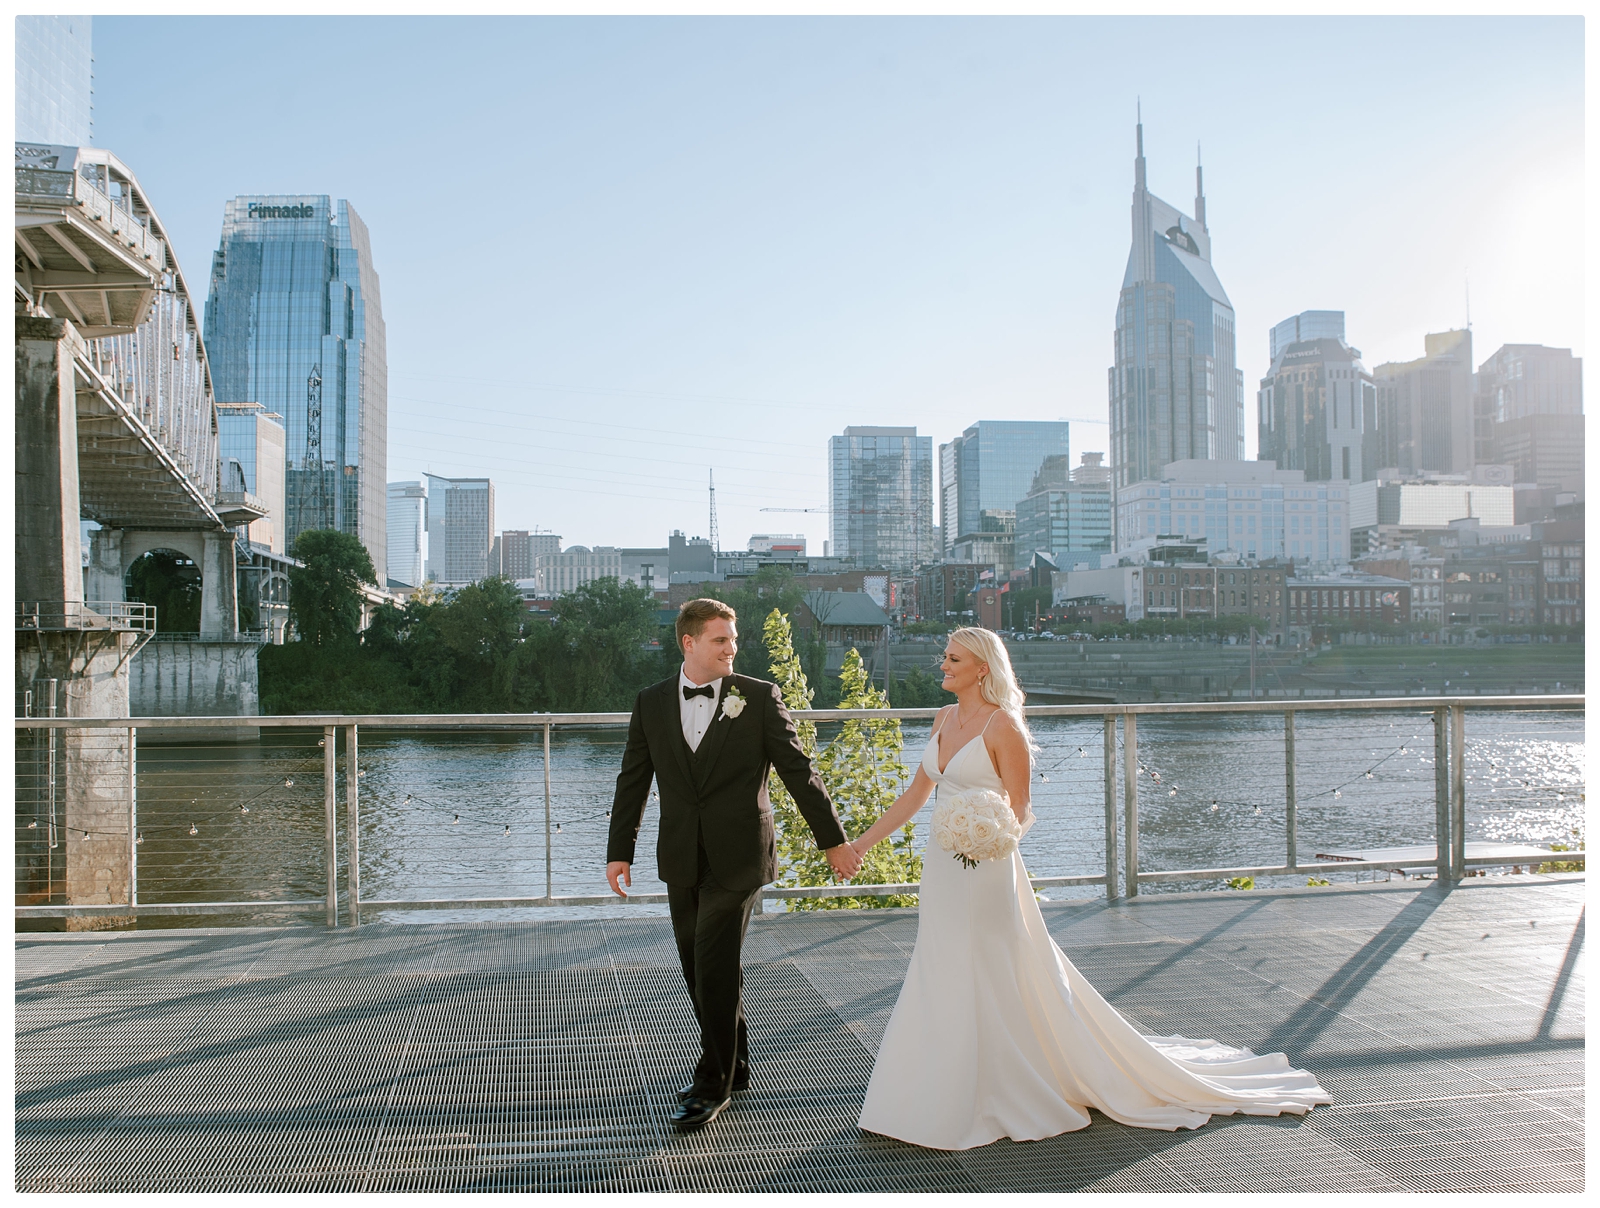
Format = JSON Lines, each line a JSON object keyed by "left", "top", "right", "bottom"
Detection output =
{"left": 86, "top": 16, "right": 1584, "bottom": 552}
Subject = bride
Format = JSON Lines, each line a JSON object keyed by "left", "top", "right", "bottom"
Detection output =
{"left": 850, "top": 627, "right": 1330, "bottom": 1150}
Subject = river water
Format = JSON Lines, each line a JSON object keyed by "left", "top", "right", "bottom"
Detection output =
{"left": 121, "top": 707, "right": 1583, "bottom": 925}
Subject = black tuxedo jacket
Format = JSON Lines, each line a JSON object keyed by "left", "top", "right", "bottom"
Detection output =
{"left": 607, "top": 672, "right": 847, "bottom": 891}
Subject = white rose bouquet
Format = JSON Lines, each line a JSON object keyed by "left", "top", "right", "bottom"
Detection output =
{"left": 931, "top": 788, "right": 1023, "bottom": 869}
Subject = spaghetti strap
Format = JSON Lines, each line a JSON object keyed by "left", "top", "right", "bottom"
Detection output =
{"left": 979, "top": 709, "right": 1000, "bottom": 736}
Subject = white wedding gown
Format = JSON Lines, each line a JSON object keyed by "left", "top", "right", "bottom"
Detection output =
{"left": 857, "top": 726, "right": 1331, "bottom": 1150}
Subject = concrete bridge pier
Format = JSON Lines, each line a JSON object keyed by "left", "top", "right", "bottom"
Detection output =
{"left": 85, "top": 509, "right": 261, "bottom": 736}
{"left": 16, "top": 318, "right": 138, "bottom": 926}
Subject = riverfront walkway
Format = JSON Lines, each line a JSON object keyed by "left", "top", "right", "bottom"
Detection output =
{"left": 16, "top": 876, "right": 1585, "bottom": 1192}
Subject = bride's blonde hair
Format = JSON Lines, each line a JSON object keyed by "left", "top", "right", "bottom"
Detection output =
{"left": 948, "top": 627, "right": 1034, "bottom": 756}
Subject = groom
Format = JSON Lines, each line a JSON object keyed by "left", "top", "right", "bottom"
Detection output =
{"left": 607, "top": 598, "right": 860, "bottom": 1132}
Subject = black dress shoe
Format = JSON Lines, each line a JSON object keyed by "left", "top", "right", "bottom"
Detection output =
{"left": 672, "top": 1094, "right": 731, "bottom": 1132}
{"left": 678, "top": 1066, "right": 748, "bottom": 1100}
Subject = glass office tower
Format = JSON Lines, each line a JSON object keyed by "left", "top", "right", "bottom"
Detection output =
{"left": 386, "top": 481, "right": 428, "bottom": 589}
{"left": 940, "top": 420, "right": 1071, "bottom": 549}
{"left": 828, "top": 427, "right": 934, "bottom": 573}
{"left": 1109, "top": 118, "right": 1244, "bottom": 499}
{"left": 205, "top": 196, "right": 388, "bottom": 583}
{"left": 424, "top": 474, "right": 494, "bottom": 586}
{"left": 15, "top": 15, "right": 92, "bottom": 145}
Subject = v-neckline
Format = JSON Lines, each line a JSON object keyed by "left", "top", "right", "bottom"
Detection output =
{"left": 935, "top": 732, "right": 985, "bottom": 776}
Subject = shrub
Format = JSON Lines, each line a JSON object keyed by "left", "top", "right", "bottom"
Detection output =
{"left": 764, "top": 609, "right": 922, "bottom": 909}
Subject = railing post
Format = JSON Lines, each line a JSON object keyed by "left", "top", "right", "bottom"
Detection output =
{"left": 345, "top": 724, "right": 360, "bottom": 927}
{"left": 1450, "top": 703, "right": 1466, "bottom": 880}
{"left": 1103, "top": 713, "right": 1118, "bottom": 899}
{"left": 324, "top": 725, "right": 338, "bottom": 927}
{"left": 1123, "top": 712, "right": 1139, "bottom": 898}
{"left": 127, "top": 725, "right": 137, "bottom": 909}
{"left": 1434, "top": 706, "right": 1450, "bottom": 881}
{"left": 1284, "top": 710, "right": 1297, "bottom": 871}
{"left": 543, "top": 721, "right": 553, "bottom": 901}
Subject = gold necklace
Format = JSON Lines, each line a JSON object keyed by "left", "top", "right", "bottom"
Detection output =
{"left": 955, "top": 701, "right": 991, "bottom": 730}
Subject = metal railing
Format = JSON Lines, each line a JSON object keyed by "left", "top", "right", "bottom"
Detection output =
{"left": 13, "top": 696, "right": 1584, "bottom": 923}
{"left": 16, "top": 600, "right": 157, "bottom": 633}
{"left": 16, "top": 165, "right": 165, "bottom": 265}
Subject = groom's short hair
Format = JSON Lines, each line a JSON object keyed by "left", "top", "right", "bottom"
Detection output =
{"left": 676, "top": 598, "right": 736, "bottom": 650}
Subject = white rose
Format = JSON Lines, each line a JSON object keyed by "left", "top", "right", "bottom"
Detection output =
{"left": 721, "top": 693, "right": 747, "bottom": 719}
{"left": 971, "top": 817, "right": 998, "bottom": 846}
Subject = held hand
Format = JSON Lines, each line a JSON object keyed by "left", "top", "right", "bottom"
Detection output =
{"left": 606, "top": 861, "right": 632, "bottom": 899}
{"left": 826, "top": 843, "right": 862, "bottom": 881}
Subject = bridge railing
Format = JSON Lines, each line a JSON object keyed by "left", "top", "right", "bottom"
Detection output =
{"left": 13, "top": 696, "right": 1584, "bottom": 924}
{"left": 16, "top": 165, "right": 166, "bottom": 267}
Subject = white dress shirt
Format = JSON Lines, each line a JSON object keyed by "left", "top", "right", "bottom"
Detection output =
{"left": 678, "top": 669, "right": 723, "bottom": 753}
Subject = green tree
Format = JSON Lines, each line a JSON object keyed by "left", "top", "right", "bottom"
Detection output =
{"left": 288, "top": 529, "right": 376, "bottom": 647}
{"left": 430, "top": 577, "right": 536, "bottom": 710}
{"left": 764, "top": 609, "right": 922, "bottom": 910}
{"left": 524, "top": 577, "right": 673, "bottom": 712}
{"left": 889, "top": 665, "right": 952, "bottom": 708}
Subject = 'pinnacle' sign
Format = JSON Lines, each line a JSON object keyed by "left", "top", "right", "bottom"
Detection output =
{"left": 247, "top": 203, "right": 315, "bottom": 219}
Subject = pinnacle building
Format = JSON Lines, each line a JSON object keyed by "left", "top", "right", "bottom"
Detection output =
{"left": 204, "top": 196, "right": 388, "bottom": 583}
{"left": 1109, "top": 120, "right": 1243, "bottom": 502}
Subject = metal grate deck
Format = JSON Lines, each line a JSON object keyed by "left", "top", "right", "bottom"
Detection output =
{"left": 16, "top": 876, "right": 1585, "bottom": 1192}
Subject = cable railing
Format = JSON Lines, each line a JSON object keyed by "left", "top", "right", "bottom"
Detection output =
{"left": 13, "top": 697, "right": 1585, "bottom": 924}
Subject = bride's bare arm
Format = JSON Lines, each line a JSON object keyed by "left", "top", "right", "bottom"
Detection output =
{"left": 986, "top": 713, "right": 1033, "bottom": 823}
{"left": 852, "top": 765, "right": 936, "bottom": 854}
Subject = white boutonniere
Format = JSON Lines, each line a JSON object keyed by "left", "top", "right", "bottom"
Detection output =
{"left": 720, "top": 687, "right": 747, "bottom": 720}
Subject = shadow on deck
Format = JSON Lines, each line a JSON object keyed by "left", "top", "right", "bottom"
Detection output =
{"left": 14, "top": 876, "right": 1585, "bottom": 1192}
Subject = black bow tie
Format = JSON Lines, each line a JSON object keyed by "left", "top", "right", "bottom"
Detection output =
{"left": 683, "top": 684, "right": 716, "bottom": 700}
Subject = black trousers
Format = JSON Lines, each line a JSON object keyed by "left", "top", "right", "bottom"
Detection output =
{"left": 666, "top": 843, "right": 759, "bottom": 1099}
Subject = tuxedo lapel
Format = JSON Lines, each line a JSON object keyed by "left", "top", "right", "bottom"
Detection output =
{"left": 660, "top": 679, "right": 695, "bottom": 788}
{"left": 691, "top": 678, "right": 738, "bottom": 789}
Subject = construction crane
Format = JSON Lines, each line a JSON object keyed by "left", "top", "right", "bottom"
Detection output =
{"left": 760, "top": 506, "right": 919, "bottom": 516}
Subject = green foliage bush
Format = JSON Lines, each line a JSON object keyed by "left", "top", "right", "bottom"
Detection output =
{"left": 261, "top": 574, "right": 674, "bottom": 715}
{"left": 1224, "top": 876, "right": 1255, "bottom": 890}
{"left": 764, "top": 609, "right": 922, "bottom": 909}
{"left": 1539, "top": 824, "right": 1586, "bottom": 874}
{"left": 888, "top": 665, "right": 952, "bottom": 708}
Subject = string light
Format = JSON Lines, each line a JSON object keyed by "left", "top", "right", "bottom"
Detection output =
{"left": 555, "top": 823, "right": 562, "bottom": 833}
{"left": 240, "top": 804, "right": 249, "bottom": 813}
{"left": 82, "top": 830, "right": 90, "bottom": 841}
{"left": 503, "top": 825, "right": 511, "bottom": 837}
{"left": 135, "top": 832, "right": 143, "bottom": 845}
{"left": 189, "top": 823, "right": 199, "bottom": 835}
{"left": 452, "top": 814, "right": 459, "bottom": 825}
{"left": 284, "top": 779, "right": 294, "bottom": 788}
{"left": 1168, "top": 788, "right": 1177, "bottom": 797}
{"left": 1334, "top": 790, "right": 1342, "bottom": 799}
{"left": 1210, "top": 803, "right": 1219, "bottom": 813}
{"left": 1254, "top": 806, "right": 1262, "bottom": 815}
{"left": 317, "top": 739, "right": 326, "bottom": 747}
{"left": 27, "top": 820, "right": 36, "bottom": 829}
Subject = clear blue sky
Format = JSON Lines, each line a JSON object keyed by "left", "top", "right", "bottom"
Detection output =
{"left": 91, "top": 15, "right": 1584, "bottom": 553}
